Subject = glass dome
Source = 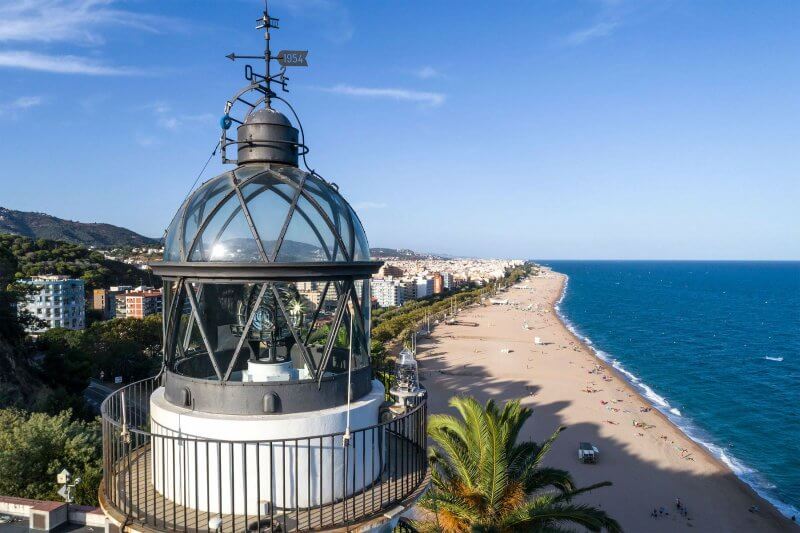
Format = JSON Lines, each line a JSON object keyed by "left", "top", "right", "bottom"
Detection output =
{"left": 163, "top": 165, "right": 370, "bottom": 264}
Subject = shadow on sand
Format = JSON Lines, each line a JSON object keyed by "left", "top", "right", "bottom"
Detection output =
{"left": 404, "top": 333, "right": 796, "bottom": 532}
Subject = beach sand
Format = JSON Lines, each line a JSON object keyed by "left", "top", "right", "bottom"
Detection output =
{"left": 414, "top": 272, "right": 793, "bottom": 532}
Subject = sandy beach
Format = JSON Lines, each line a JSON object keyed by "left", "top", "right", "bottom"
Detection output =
{"left": 415, "top": 271, "right": 793, "bottom": 532}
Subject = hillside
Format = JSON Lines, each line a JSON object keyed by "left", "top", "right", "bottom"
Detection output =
{"left": 0, "top": 234, "right": 160, "bottom": 290}
{"left": 369, "top": 247, "right": 452, "bottom": 260}
{"left": 0, "top": 207, "right": 159, "bottom": 248}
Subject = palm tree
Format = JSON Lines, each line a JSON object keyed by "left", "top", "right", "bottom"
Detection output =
{"left": 418, "top": 396, "right": 621, "bottom": 533}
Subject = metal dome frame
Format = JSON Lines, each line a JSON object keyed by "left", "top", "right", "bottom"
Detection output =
{"left": 151, "top": 165, "right": 381, "bottom": 406}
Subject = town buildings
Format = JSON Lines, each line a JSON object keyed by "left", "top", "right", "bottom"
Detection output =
{"left": 92, "top": 285, "right": 133, "bottom": 319}
{"left": 372, "top": 278, "right": 405, "bottom": 307}
{"left": 115, "top": 288, "right": 162, "bottom": 319}
{"left": 19, "top": 275, "right": 85, "bottom": 332}
{"left": 369, "top": 258, "right": 523, "bottom": 308}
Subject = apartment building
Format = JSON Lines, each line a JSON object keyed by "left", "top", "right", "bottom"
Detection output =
{"left": 92, "top": 285, "right": 133, "bottom": 319}
{"left": 372, "top": 278, "right": 405, "bottom": 308}
{"left": 20, "top": 276, "right": 85, "bottom": 332}
{"left": 116, "top": 288, "right": 163, "bottom": 319}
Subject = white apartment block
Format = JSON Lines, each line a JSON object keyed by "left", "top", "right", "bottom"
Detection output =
{"left": 442, "top": 272, "right": 454, "bottom": 289}
{"left": 372, "top": 278, "right": 405, "bottom": 308}
{"left": 414, "top": 277, "right": 434, "bottom": 299}
{"left": 20, "top": 276, "right": 85, "bottom": 332}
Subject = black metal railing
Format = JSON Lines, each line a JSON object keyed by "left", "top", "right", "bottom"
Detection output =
{"left": 101, "top": 376, "right": 427, "bottom": 532}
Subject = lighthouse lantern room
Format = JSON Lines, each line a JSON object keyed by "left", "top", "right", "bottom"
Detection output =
{"left": 99, "top": 4, "right": 428, "bottom": 532}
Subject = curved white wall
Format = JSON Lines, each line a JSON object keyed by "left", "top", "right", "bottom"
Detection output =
{"left": 149, "top": 381, "right": 384, "bottom": 515}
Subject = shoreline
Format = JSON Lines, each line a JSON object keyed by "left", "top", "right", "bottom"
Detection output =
{"left": 550, "top": 272, "right": 797, "bottom": 522}
{"left": 416, "top": 271, "right": 794, "bottom": 531}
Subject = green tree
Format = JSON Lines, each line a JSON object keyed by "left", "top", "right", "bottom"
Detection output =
{"left": 38, "top": 315, "right": 163, "bottom": 387}
{"left": 0, "top": 409, "right": 102, "bottom": 506}
{"left": 419, "top": 397, "right": 621, "bottom": 533}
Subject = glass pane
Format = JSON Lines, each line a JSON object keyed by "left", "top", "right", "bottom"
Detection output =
{"left": 163, "top": 209, "right": 182, "bottom": 261}
{"left": 271, "top": 282, "right": 321, "bottom": 377}
{"left": 233, "top": 164, "right": 267, "bottom": 184}
{"left": 181, "top": 174, "right": 233, "bottom": 259}
{"left": 325, "top": 292, "right": 369, "bottom": 373}
{"left": 241, "top": 179, "right": 297, "bottom": 260}
{"left": 193, "top": 282, "right": 265, "bottom": 376}
{"left": 190, "top": 194, "right": 262, "bottom": 262}
{"left": 336, "top": 208, "right": 354, "bottom": 261}
{"left": 273, "top": 166, "right": 306, "bottom": 188}
{"left": 173, "top": 284, "right": 204, "bottom": 369}
{"left": 302, "top": 175, "right": 338, "bottom": 228}
{"left": 349, "top": 205, "right": 371, "bottom": 261}
{"left": 275, "top": 195, "right": 336, "bottom": 262}
{"left": 349, "top": 287, "right": 370, "bottom": 369}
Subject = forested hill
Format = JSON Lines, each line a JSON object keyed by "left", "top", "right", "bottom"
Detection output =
{"left": 0, "top": 207, "right": 159, "bottom": 247}
{"left": 0, "top": 234, "right": 159, "bottom": 290}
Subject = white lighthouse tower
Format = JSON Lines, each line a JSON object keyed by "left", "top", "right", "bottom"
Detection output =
{"left": 99, "top": 4, "right": 428, "bottom": 532}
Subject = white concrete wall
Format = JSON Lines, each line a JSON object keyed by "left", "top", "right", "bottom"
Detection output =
{"left": 149, "top": 381, "right": 384, "bottom": 515}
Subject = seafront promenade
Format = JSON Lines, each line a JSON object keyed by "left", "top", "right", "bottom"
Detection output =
{"left": 415, "top": 272, "right": 791, "bottom": 532}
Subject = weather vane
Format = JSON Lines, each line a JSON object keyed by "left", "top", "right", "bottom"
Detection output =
{"left": 224, "top": 0, "right": 308, "bottom": 108}
{"left": 219, "top": 0, "right": 309, "bottom": 164}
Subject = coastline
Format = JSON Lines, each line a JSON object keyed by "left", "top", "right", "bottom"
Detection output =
{"left": 552, "top": 272, "right": 799, "bottom": 521}
{"left": 416, "top": 271, "right": 794, "bottom": 531}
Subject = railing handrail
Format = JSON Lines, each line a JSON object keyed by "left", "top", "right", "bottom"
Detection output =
{"left": 101, "top": 374, "right": 426, "bottom": 444}
{"left": 101, "top": 373, "right": 429, "bottom": 532}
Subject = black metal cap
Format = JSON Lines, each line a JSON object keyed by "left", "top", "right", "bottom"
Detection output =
{"left": 236, "top": 107, "right": 299, "bottom": 166}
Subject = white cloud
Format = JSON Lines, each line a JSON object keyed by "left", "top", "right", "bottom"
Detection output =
{"left": 0, "top": 95, "right": 44, "bottom": 116}
{"left": 564, "top": 21, "right": 620, "bottom": 46}
{"left": 0, "top": 1, "right": 176, "bottom": 75}
{"left": 9, "top": 96, "right": 43, "bottom": 109}
{"left": 0, "top": 0, "right": 170, "bottom": 44}
{"left": 413, "top": 66, "right": 442, "bottom": 80}
{"left": 143, "top": 101, "right": 214, "bottom": 131}
{"left": 0, "top": 50, "right": 140, "bottom": 75}
{"left": 135, "top": 134, "right": 157, "bottom": 148}
{"left": 325, "top": 84, "right": 446, "bottom": 107}
{"left": 353, "top": 201, "right": 387, "bottom": 210}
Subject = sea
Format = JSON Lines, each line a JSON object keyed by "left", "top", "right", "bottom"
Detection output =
{"left": 539, "top": 261, "right": 800, "bottom": 518}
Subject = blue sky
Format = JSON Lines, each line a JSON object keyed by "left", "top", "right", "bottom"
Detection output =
{"left": 1, "top": 0, "right": 798, "bottom": 260}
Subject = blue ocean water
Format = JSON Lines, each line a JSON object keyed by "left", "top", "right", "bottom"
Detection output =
{"left": 540, "top": 261, "right": 800, "bottom": 517}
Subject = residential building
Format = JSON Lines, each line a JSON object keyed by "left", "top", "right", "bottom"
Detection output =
{"left": 295, "top": 281, "right": 326, "bottom": 308}
{"left": 20, "top": 275, "right": 85, "bottom": 332}
{"left": 377, "top": 264, "right": 404, "bottom": 278}
{"left": 116, "top": 288, "right": 163, "bottom": 319}
{"left": 442, "top": 272, "right": 454, "bottom": 289}
{"left": 432, "top": 272, "right": 444, "bottom": 294}
{"left": 372, "top": 278, "right": 405, "bottom": 307}
{"left": 92, "top": 285, "right": 133, "bottom": 319}
{"left": 416, "top": 277, "right": 434, "bottom": 299}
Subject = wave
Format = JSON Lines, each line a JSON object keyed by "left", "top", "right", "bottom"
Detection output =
{"left": 765, "top": 356, "right": 784, "bottom": 362}
{"left": 553, "top": 275, "right": 800, "bottom": 520}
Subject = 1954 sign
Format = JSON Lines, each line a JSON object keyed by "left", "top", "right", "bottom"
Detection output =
{"left": 277, "top": 50, "right": 309, "bottom": 67}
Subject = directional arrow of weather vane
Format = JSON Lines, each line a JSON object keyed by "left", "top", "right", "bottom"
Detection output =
{"left": 225, "top": 51, "right": 309, "bottom": 67}
{"left": 276, "top": 50, "right": 309, "bottom": 67}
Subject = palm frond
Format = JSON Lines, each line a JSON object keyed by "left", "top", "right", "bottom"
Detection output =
{"left": 498, "top": 399, "right": 532, "bottom": 454}
{"left": 530, "top": 425, "right": 566, "bottom": 468}
{"left": 553, "top": 481, "right": 613, "bottom": 503}
{"left": 479, "top": 403, "right": 509, "bottom": 515}
{"left": 425, "top": 396, "right": 619, "bottom": 532}
{"left": 448, "top": 396, "right": 489, "bottom": 467}
{"left": 520, "top": 466, "right": 576, "bottom": 495}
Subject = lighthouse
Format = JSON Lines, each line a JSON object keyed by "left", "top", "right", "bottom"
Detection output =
{"left": 99, "top": 4, "right": 428, "bottom": 532}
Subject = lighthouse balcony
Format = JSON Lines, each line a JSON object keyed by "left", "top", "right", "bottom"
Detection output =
{"left": 99, "top": 376, "right": 428, "bottom": 532}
